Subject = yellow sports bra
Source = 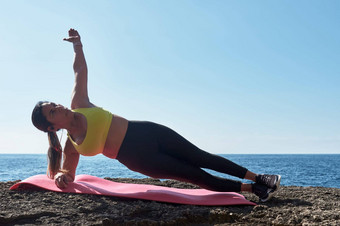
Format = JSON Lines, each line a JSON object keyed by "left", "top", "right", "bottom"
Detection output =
{"left": 67, "top": 107, "right": 113, "bottom": 156}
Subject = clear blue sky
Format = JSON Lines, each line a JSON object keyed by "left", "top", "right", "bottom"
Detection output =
{"left": 0, "top": 1, "right": 339, "bottom": 154}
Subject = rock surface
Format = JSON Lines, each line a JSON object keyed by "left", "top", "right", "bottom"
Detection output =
{"left": 1, "top": 178, "right": 339, "bottom": 225}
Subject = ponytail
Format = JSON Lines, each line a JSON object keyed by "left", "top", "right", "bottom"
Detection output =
{"left": 32, "top": 101, "right": 68, "bottom": 178}
{"left": 47, "top": 131, "right": 62, "bottom": 179}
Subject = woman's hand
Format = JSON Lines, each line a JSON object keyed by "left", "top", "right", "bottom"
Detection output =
{"left": 54, "top": 172, "right": 73, "bottom": 189}
{"left": 63, "top": 28, "right": 81, "bottom": 44}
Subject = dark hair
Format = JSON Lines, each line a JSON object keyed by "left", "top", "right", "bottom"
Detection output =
{"left": 31, "top": 101, "right": 63, "bottom": 179}
{"left": 32, "top": 101, "right": 51, "bottom": 132}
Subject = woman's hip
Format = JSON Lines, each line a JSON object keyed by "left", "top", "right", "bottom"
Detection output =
{"left": 116, "top": 121, "right": 159, "bottom": 159}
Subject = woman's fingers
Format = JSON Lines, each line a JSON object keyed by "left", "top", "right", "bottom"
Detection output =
{"left": 68, "top": 28, "right": 76, "bottom": 35}
{"left": 68, "top": 28, "right": 80, "bottom": 38}
{"left": 55, "top": 174, "right": 68, "bottom": 189}
{"left": 62, "top": 175, "right": 69, "bottom": 185}
{"left": 55, "top": 176, "right": 63, "bottom": 188}
{"left": 63, "top": 28, "right": 81, "bottom": 43}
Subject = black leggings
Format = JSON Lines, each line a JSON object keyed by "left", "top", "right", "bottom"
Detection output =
{"left": 116, "top": 121, "right": 248, "bottom": 192}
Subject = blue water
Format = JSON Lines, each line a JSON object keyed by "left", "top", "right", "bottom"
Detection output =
{"left": 0, "top": 154, "right": 339, "bottom": 188}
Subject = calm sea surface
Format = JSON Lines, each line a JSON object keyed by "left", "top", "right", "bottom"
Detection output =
{"left": 0, "top": 154, "right": 339, "bottom": 188}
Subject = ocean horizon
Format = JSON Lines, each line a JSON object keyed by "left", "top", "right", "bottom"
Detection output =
{"left": 1, "top": 154, "right": 339, "bottom": 188}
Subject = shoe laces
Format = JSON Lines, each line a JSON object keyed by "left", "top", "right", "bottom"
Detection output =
{"left": 261, "top": 175, "right": 272, "bottom": 184}
{"left": 258, "top": 174, "right": 274, "bottom": 186}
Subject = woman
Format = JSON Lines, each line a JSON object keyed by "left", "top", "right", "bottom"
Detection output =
{"left": 32, "top": 29, "right": 280, "bottom": 202}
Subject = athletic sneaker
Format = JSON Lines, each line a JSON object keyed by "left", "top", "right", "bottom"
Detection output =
{"left": 256, "top": 174, "right": 281, "bottom": 191}
{"left": 252, "top": 183, "right": 274, "bottom": 202}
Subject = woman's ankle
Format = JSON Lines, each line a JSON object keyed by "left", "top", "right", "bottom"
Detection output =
{"left": 244, "top": 171, "right": 257, "bottom": 182}
{"left": 241, "top": 183, "right": 253, "bottom": 193}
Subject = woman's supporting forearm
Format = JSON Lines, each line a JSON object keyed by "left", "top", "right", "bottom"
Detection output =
{"left": 60, "top": 140, "right": 80, "bottom": 181}
{"left": 61, "top": 151, "right": 79, "bottom": 181}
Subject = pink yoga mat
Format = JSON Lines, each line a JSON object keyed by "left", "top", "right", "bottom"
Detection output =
{"left": 10, "top": 174, "right": 256, "bottom": 206}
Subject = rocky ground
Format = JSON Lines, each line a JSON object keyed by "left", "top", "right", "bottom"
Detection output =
{"left": 1, "top": 178, "right": 339, "bottom": 225}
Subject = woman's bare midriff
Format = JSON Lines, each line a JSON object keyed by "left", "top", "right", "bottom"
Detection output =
{"left": 102, "top": 114, "right": 129, "bottom": 159}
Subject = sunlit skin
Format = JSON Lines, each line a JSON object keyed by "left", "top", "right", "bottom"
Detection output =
{"left": 43, "top": 100, "right": 257, "bottom": 191}
{"left": 41, "top": 29, "right": 129, "bottom": 189}
{"left": 41, "top": 103, "right": 72, "bottom": 130}
{"left": 41, "top": 102, "right": 87, "bottom": 144}
{"left": 45, "top": 28, "right": 258, "bottom": 192}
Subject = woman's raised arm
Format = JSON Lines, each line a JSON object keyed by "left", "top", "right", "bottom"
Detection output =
{"left": 63, "top": 28, "right": 93, "bottom": 109}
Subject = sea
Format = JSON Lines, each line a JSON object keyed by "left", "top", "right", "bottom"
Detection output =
{"left": 1, "top": 154, "right": 339, "bottom": 188}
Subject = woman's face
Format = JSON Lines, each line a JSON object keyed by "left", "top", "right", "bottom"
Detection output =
{"left": 41, "top": 102, "right": 71, "bottom": 131}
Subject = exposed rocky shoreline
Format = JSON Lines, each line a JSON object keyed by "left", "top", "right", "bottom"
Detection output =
{"left": 1, "top": 178, "right": 339, "bottom": 225}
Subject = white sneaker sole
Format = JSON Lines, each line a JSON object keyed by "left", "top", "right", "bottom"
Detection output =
{"left": 260, "top": 188, "right": 275, "bottom": 202}
{"left": 273, "top": 175, "right": 281, "bottom": 191}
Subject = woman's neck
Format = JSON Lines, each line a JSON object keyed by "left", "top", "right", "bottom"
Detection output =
{"left": 67, "top": 112, "right": 86, "bottom": 139}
